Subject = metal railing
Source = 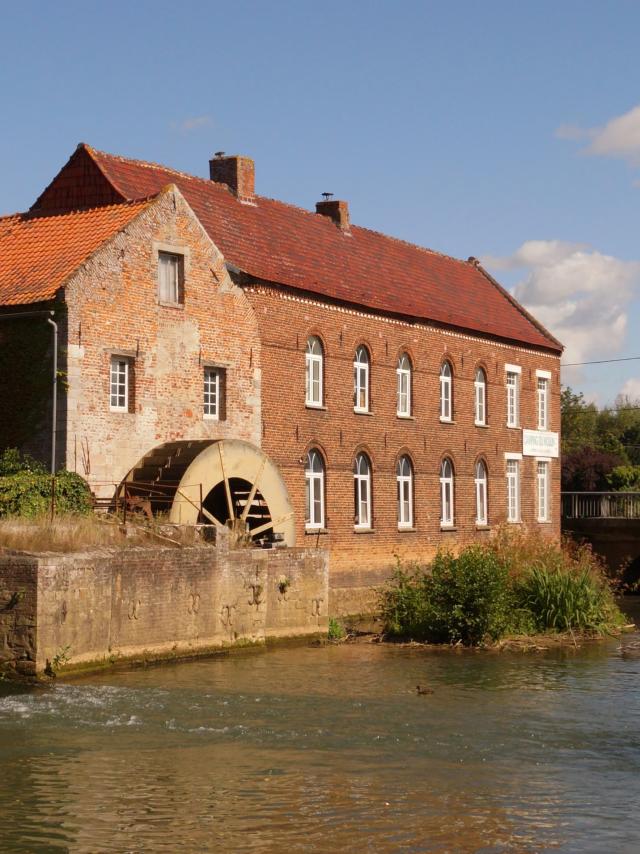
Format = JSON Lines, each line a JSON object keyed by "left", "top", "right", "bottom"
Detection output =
{"left": 562, "top": 492, "right": 640, "bottom": 519}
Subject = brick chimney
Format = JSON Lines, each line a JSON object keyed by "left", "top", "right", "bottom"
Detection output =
{"left": 209, "top": 152, "right": 255, "bottom": 202}
{"left": 316, "top": 197, "right": 350, "bottom": 232}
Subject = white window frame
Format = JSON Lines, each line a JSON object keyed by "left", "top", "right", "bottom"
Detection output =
{"left": 506, "top": 456, "right": 521, "bottom": 522}
{"left": 158, "top": 251, "right": 183, "bottom": 304}
{"left": 397, "top": 455, "right": 413, "bottom": 528}
{"left": 354, "top": 453, "right": 372, "bottom": 528}
{"left": 203, "top": 367, "right": 221, "bottom": 420}
{"left": 474, "top": 368, "right": 487, "bottom": 426}
{"left": 110, "top": 356, "right": 130, "bottom": 412}
{"left": 440, "top": 458, "right": 454, "bottom": 527}
{"left": 440, "top": 362, "right": 452, "bottom": 422}
{"left": 305, "top": 336, "right": 323, "bottom": 407}
{"left": 505, "top": 365, "right": 521, "bottom": 428}
{"left": 397, "top": 353, "right": 412, "bottom": 417}
{"left": 354, "top": 346, "right": 370, "bottom": 413}
{"left": 536, "top": 458, "right": 550, "bottom": 522}
{"left": 305, "top": 449, "right": 325, "bottom": 530}
{"left": 536, "top": 371, "right": 550, "bottom": 430}
{"left": 475, "top": 460, "right": 488, "bottom": 526}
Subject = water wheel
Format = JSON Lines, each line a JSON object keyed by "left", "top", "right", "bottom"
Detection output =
{"left": 168, "top": 439, "right": 295, "bottom": 546}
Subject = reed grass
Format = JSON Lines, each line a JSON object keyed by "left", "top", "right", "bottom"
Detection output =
{"left": 0, "top": 514, "right": 199, "bottom": 552}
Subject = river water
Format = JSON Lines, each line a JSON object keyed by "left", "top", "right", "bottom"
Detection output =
{"left": 1, "top": 624, "right": 640, "bottom": 853}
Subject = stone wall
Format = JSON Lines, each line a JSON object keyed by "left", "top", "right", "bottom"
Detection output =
{"left": 0, "top": 542, "right": 327, "bottom": 677}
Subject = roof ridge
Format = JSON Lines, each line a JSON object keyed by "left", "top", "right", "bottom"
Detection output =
{"left": 7, "top": 196, "right": 156, "bottom": 223}
{"left": 90, "top": 145, "right": 477, "bottom": 266}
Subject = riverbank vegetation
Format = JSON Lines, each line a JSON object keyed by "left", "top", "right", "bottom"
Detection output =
{"left": 379, "top": 529, "right": 625, "bottom": 646}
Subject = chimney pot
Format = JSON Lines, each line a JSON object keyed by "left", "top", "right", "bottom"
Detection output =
{"left": 316, "top": 198, "right": 350, "bottom": 232}
{"left": 209, "top": 154, "right": 255, "bottom": 201}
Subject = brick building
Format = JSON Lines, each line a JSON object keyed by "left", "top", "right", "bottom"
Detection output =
{"left": 0, "top": 144, "right": 562, "bottom": 612}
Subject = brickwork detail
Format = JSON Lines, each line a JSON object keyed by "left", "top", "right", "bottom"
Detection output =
{"left": 246, "top": 284, "right": 561, "bottom": 605}
{"left": 62, "top": 188, "right": 262, "bottom": 496}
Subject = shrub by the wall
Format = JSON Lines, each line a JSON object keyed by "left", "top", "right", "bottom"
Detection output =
{"left": 0, "top": 449, "right": 92, "bottom": 517}
{"left": 380, "top": 530, "right": 624, "bottom": 645}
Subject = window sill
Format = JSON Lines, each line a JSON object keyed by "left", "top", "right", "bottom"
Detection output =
{"left": 305, "top": 527, "right": 328, "bottom": 535}
{"left": 475, "top": 524, "right": 491, "bottom": 531}
{"left": 506, "top": 424, "right": 520, "bottom": 430}
{"left": 157, "top": 301, "right": 185, "bottom": 310}
{"left": 109, "top": 408, "right": 132, "bottom": 414}
{"left": 354, "top": 409, "right": 374, "bottom": 416}
{"left": 353, "top": 527, "right": 375, "bottom": 534}
{"left": 474, "top": 422, "right": 489, "bottom": 428}
{"left": 398, "top": 526, "right": 417, "bottom": 533}
{"left": 305, "top": 403, "right": 327, "bottom": 411}
{"left": 397, "top": 413, "right": 414, "bottom": 420}
{"left": 439, "top": 417, "right": 455, "bottom": 424}
{"left": 203, "top": 415, "right": 219, "bottom": 421}
{"left": 440, "top": 525, "right": 457, "bottom": 532}
{"left": 537, "top": 519, "right": 552, "bottom": 524}
{"left": 507, "top": 520, "right": 522, "bottom": 525}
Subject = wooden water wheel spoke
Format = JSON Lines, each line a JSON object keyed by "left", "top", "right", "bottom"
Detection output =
{"left": 217, "top": 442, "right": 235, "bottom": 521}
{"left": 250, "top": 511, "right": 294, "bottom": 538}
{"left": 175, "top": 488, "right": 225, "bottom": 529}
{"left": 240, "top": 456, "right": 267, "bottom": 522}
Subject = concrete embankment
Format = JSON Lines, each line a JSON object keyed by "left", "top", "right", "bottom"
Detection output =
{"left": 0, "top": 537, "right": 328, "bottom": 678}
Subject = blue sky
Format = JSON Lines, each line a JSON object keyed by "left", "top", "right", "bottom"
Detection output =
{"left": 3, "top": 0, "right": 640, "bottom": 404}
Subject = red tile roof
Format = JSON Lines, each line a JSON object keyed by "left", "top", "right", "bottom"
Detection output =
{"left": 32, "top": 144, "right": 562, "bottom": 352}
{"left": 0, "top": 199, "right": 151, "bottom": 305}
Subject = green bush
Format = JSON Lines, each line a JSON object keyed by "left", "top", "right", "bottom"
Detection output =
{"left": 0, "top": 448, "right": 92, "bottom": 517}
{"left": 379, "top": 532, "right": 624, "bottom": 645}
{"left": 328, "top": 617, "right": 346, "bottom": 640}
{"left": 381, "top": 547, "right": 514, "bottom": 645}
{"left": 0, "top": 448, "right": 46, "bottom": 477}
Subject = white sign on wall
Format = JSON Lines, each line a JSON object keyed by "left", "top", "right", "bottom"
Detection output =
{"left": 522, "top": 429, "right": 559, "bottom": 458}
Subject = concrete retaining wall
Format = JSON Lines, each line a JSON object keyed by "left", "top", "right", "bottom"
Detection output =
{"left": 0, "top": 542, "right": 328, "bottom": 677}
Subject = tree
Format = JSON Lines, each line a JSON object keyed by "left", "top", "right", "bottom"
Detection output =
{"left": 561, "top": 388, "right": 598, "bottom": 455}
{"left": 561, "top": 447, "right": 624, "bottom": 492}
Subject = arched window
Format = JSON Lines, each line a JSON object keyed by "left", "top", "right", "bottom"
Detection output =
{"left": 305, "top": 449, "right": 325, "bottom": 529}
{"left": 397, "top": 455, "right": 413, "bottom": 528}
{"left": 440, "top": 457, "right": 454, "bottom": 526}
{"left": 305, "top": 336, "right": 323, "bottom": 407}
{"left": 475, "top": 460, "right": 488, "bottom": 526}
{"left": 354, "top": 346, "right": 370, "bottom": 412}
{"left": 440, "top": 361, "right": 452, "bottom": 421}
{"left": 474, "top": 368, "right": 487, "bottom": 425}
{"left": 397, "top": 353, "right": 412, "bottom": 417}
{"left": 353, "top": 453, "right": 372, "bottom": 528}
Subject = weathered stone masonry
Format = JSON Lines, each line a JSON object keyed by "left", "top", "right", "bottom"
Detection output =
{"left": 0, "top": 538, "right": 328, "bottom": 677}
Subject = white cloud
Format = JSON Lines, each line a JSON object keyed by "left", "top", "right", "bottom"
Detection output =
{"left": 171, "top": 115, "right": 213, "bottom": 134}
{"left": 481, "top": 240, "right": 640, "bottom": 365}
{"left": 620, "top": 377, "right": 640, "bottom": 400}
{"left": 556, "top": 104, "right": 640, "bottom": 168}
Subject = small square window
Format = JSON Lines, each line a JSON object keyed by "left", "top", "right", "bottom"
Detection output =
{"left": 110, "top": 356, "right": 133, "bottom": 412}
{"left": 158, "top": 252, "right": 184, "bottom": 304}
{"left": 204, "top": 367, "right": 226, "bottom": 420}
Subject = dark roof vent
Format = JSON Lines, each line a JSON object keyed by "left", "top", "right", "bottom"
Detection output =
{"left": 321, "top": 192, "right": 333, "bottom": 201}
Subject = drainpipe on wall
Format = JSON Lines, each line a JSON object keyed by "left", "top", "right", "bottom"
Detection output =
{"left": 46, "top": 313, "right": 58, "bottom": 476}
